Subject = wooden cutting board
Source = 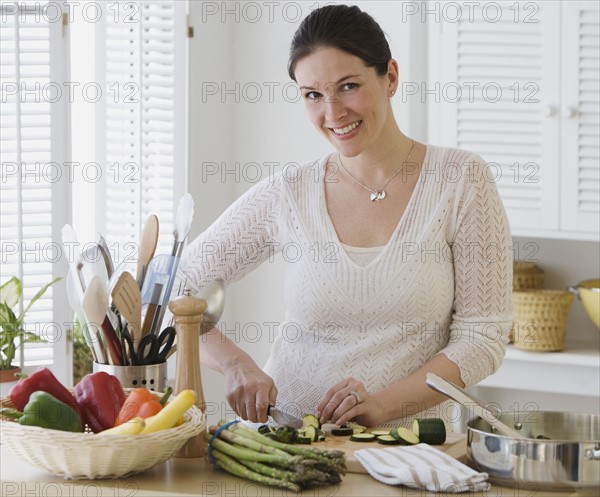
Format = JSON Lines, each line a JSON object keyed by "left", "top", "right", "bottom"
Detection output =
{"left": 319, "top": 431, "right": 467, "bottom": 474}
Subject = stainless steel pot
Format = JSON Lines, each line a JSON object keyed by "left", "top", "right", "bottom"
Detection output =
{"left": 467, "top": 411, "right": 600, "bottom": 491}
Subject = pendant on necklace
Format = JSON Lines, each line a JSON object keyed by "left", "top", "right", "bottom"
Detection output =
{"left": 370, "top": 191, "right": 386, "bottom": 202}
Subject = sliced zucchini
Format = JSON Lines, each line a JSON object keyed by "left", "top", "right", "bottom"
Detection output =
{"left": 349, "top": 423, "right": 367, "bottom": 434}
{"left": 350, "top": 433, "right": 376, "bottom": 442}
{"left": 296, "top": 436, "right": 312, "bottom": 444}
{"left": 391, "top": 426, "right": 420, "bottom": 445}
{"left": 377, "top": 434, "right": 400, "bottom": 445}
{"left": 369, "top": 430, "right": 390, "bottom": 437}
{"left": 317, "top": 433, "right": 326, "bottom": 442}
{"left": 412, "top": 418, "right": 446, "bottom": 445}
{"left": 331, "top": 426, "right": 353, "bottom": 436}
{"left": 257, "top": 424, "right": 271, "bottom": 435}
{"left": 303, "top": 414, "right": 321, "bottom": 430}
{"left": 304, "top": 425, "right": 319, "bottom": 442}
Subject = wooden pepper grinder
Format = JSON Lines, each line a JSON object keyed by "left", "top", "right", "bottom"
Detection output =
{"left": 169, "top": 289, "right": 207, "bottom": 458}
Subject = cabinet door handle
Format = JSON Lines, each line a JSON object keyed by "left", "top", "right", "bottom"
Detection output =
{"left": 562, "top": 106, "right": 578, "bottom": 119}
{"left": 543, "top": 105, "right": 557, "bottom": 117}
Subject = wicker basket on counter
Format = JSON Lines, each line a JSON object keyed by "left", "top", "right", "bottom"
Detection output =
{"left": 511, "top": 290, "right": 574, "bottom": 352}
{"left": 0, "top": 390, "right": 205, "bottom": 479}
{"left": 509, "top": 262, "right": 545, "bottom": 342}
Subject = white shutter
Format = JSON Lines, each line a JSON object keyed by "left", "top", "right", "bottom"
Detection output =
{"left": 95, "top": 0, "right": 187, "bottom": 266}
{"left": 561, "top": 2, "right": 600, "bottom": 234}
{"left": 0, "top": 1, "right": 70, "bottom": 379}
{"left": 432, "top": 1, "right": 561, "bottom": 232}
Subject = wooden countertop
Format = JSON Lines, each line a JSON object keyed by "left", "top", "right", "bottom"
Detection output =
{"left": 1, "top": 440, "right": 594, "bottom": 497}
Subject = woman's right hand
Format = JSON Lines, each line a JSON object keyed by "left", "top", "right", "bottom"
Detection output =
{"left": 223, "top": 359, "right": 277, "bottom": 423}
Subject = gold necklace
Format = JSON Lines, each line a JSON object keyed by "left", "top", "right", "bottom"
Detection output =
{"left": 338, "top": 139, "right": 416, "bottom": 202}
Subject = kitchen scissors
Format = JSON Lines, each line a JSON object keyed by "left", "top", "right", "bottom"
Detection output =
{"left": 122, "top": 326, "right": 176, "bottom": 365}
{"left": 135, "top": 326, "right": 176, "bottom": 365}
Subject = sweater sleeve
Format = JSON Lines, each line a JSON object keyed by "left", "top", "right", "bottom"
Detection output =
{"left": 440, "top": 154, "right": 513, "bottom": 388}
{"left": 176, "top": 173, "right": 284, "bottom": 294}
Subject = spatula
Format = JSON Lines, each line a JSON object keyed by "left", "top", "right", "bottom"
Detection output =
{"left": 425, "top": 373, "right": 526, "bottom": 439}
{"left": 83, "top": 276, "right": 123, "bottom": 365}
{"left": 136, "top": 214, "right": 159, "bottom": 288}
{"left": 111, "top": 271, "right": 142, "bottom": 348}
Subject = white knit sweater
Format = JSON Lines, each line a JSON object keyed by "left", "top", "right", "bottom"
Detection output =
{"left": 179, "top": 145, "right": 513, "bottom": 427}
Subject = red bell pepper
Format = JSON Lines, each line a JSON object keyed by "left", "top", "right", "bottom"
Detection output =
{"left": 74, "top": 371, "right": 126, "bottom": 433}
{"left": 9, "top": 367, "right": 83, "bottom": 425}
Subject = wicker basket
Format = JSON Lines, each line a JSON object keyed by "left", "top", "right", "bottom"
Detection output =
{"left": 509, "top": 262, "right": 545, "bottom": 342}
{"left": 513, "top": 261, "right": 544, "bottom": 291}
{"left": 512, "top": 290, "right": 574, "bottom": 352}
{"left": 0, "top": 390, "right": 205, "bottom": 479}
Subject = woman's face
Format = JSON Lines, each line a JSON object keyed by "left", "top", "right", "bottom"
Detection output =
{"left": 294, "top": 46, "right": 397, "bottom": 158}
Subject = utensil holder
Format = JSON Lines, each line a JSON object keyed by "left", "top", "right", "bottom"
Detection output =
{"left": 512, "top": 290, "right": 574, "bottom": 352}
{"left": 93, "top": 362, "right": 168, "bottom": 392}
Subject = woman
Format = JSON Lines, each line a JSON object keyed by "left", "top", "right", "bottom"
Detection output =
{"left": 178, "top": 5, "right": 513, "bottom": 428}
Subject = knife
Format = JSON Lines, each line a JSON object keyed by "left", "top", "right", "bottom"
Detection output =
{"left": 267, "top": 406, "right": 304, "bottom": 428}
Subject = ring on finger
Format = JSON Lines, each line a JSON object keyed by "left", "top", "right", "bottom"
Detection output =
{"left": 349, "top": 390, "right": 362, "bottom": 405}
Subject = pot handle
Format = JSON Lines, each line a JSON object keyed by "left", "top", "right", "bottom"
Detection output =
{"left": 567, "top": 286, "right": 580, "bottom": 298}
{"left": 584, "top": 448, "right": 600, "bottom": 461}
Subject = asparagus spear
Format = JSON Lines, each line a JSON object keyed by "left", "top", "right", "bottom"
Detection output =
{"left": 211, "top": 448, "right": 301, "bottom": 492}
{"left": 206, "top": 433, "right": 301, "bottom": 467}
{"left": 231, "top": 424, "right": 346, "bottom": 471}
{"left": 208, "top": 425, "right": 291, "bottom": 458}
{"left": 206, "top": 424, "right": 346, "bottom": 490}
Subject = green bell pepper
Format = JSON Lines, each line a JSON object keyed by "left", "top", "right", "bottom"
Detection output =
{"left": 1, "top": 390, "right": 83, "bottom": 432}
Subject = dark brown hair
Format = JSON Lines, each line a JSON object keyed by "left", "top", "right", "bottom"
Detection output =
{"left": 288, "top": 4, "right": 391, "bottom": 81}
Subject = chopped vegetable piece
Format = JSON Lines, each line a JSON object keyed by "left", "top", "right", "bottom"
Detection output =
{"left": 275, "top": 426, "right": 298, "bottom": 444}
{"left": 349, "top": 424, "right": 367, "bottom": 434}
{"left": 377, "top": 434, "right": 400, "bottom": 445}
{"left": 304, "top": 425, "right": 318, "bottom": 442}
{"left": 296, "top": 436, "right": 312, "bottom": 444}
{"left": 369, "top": 430, "right": 390, "bottom": 436}
{"left": 412, "top": 418, "right": 446, "bottom": 445}
{"left": 350, "top": 433, "right": 376, "bottom": 442}
{"left": 391, "top": 426, "right": 420, "bottom": 445}
{"left": 303, "top": 414, "right": 320, "bottom": 430}
{"left": 331, "top": 426, "right": 353, "bottom": 436}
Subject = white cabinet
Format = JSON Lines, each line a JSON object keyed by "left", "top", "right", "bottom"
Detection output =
{"left": 428, "top": 1, "right": 599, "bottom": 240}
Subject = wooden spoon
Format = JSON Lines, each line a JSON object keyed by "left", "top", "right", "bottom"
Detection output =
{"left": 111, "top": 271, "right": 142, "bottom": 348}
{"left": 136, "top": 214, "right": 159, "bottom": 288}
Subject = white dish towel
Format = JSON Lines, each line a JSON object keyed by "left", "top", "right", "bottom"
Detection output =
{"left": 355, "top": 443, "right": 490, "bottom": 493}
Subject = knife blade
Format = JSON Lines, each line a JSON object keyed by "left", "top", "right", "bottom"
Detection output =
{"left": 267, "top": 406, "right": 304, "bottom": 428}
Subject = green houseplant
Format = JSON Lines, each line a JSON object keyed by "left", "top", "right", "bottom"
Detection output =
{"left": 0, "top": 276, "right": 60, "bottom": 375}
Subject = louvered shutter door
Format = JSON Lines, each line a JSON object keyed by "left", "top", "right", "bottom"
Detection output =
{"left": 561, "top": 2, "right": 600, "bottom": 234}
{"left": 96, "top": 0, "right": 186, "bottom": 265}
{"left": 434, "top": 1, "right": 561, "bottom": 232}
{"left": 0, "top": 1, "right": 70, "bottom": 378}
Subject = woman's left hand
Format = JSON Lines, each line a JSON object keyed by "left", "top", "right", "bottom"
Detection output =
{"left": 316, "top": 377, "right": 384, "bottom": 427}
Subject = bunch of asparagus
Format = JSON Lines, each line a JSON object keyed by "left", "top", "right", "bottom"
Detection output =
{"left": 206, "top": 423, "right": 346, "bottom": 492}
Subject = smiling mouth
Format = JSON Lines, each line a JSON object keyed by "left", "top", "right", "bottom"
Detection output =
{"left": 330, "top": 120, "right": 362, "bottom": 135}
